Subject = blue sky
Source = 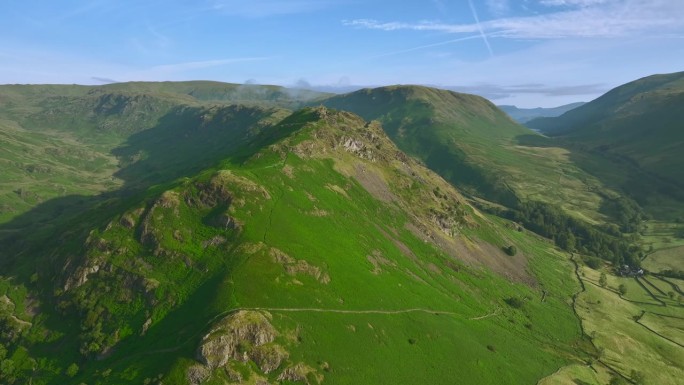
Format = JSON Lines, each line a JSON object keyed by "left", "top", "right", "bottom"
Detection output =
{"left": 1, "top": 0, "right": 683, "bottom": 107}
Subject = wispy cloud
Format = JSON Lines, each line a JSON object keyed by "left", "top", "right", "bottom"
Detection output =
{"left": 128, "top": 25, "right": 173, "bottom": 56}
{"left": 150, "top": 57, "right": 270, "bottom": 74}
{"left": 369, "top": 35, "right": 484, "bottom": 59}
{"left": 467, "top": 0, "right": 494, "bottom": 56}
{"left": 91, "top": 77, "right": 119, "bottom": 84}
{"left": 343, "top": 19, "right": 477, "bottom": 33}
{"left": 147, "top": 25, "right": 172, "bottom": 48}
{"left": 446, "top": 83, "right": 608, "bottom": 100}
{"left": 344, "top": 0, "right": 684, "bottom": 39}
{"left": 209, "top": 0, "right": 339, "bottom": 18}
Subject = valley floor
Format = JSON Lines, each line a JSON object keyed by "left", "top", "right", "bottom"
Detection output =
{"left": 539, "top": 255, "right": 684, "bottom": 385}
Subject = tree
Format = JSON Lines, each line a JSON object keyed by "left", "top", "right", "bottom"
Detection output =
{"left": 557, "top": 231, "right": 576, "bottom": 251}
{"left": 586, "top": 256, "right": 602, "bottom": 269}
{"left": 505, "top": 297, "right": 524, "bottom": 308}
{"left": 66, "top": 363, "right": 79, "bottom": 378}
{"left": 503, "top": 245, "right": 517, "bottom": 256}
{"left": 0, "top": 359, "right": 17, "bottom": 384}
{"left": 618, "top": 284, "right": 628, "bottom": 296}
{"left": 599, "top": 272, "right": 608, "bottom": 287}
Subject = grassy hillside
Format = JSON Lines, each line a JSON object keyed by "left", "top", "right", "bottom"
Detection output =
{"left": 322, "top": 86, "right": 637, "bottom": 233}
{"left": 527, "top": 72, "right": 684, "bottom": 212}
{"left": 0, "top": 107, "right": 587, "bottom": 385}
{"left": 0, "top": 83, "right": 299, "bottom": 229}
{"left": 0, "top": 80, "right": 680, "bottom": 385}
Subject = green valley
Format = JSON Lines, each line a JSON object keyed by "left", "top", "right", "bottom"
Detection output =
{"left": 528, "top": 72, "right": 684, "bottom": 220}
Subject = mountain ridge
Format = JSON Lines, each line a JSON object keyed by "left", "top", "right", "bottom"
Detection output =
{"left": 498, "top": 102, "right": 585, "bottom": 124}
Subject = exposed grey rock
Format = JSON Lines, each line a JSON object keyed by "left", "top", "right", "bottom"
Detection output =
{"left": 250, "top": 343, "right": 288, "bottom": 374}
{"left": 277, "top": 363, "right": 322, "bottom": 384}
{"left": 186, "top": 364, "right": 210, "bottom": 385}
{"left": 197, "top": 310, "right": 276, "bottom": 369}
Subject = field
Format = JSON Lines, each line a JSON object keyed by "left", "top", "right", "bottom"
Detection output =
{"left": 640, "top": 220, "right": 684, "bottom": 274}
{"left": 537, "top": 364, "right": 612, "bottom": 385}
{"left": 573, "top": 266, "right": 684, "bottom": 384}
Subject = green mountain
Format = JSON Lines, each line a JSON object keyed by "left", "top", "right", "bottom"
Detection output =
{"left": 0, "top": 81, "right": 681, "bottom": 385}
{"left": 321, "top": 86, "right": 637, "bottom": 227}
{"left": 0, "top": 99, "right": 585, "bottom": 384}
{"left": 527, "top": 72, "right": 684, "bottom": 217}
{"left": 321, "top": 86, "right": 545, "bottom": 203}
{"left": 498, "top": 102, "right": 585, "bottom": 124}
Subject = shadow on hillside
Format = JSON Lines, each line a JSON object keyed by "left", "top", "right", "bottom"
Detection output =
{"left": 0, "top": 104, "right": 277, "bottom": 281}
{"left": 111, "top": 104, "right": 275, "bottom": 187}
{"left": 0, "top": 101, "right": 326, "bottom": 383}
{"left": 0, "top": 102, "right": 294, "bottom": 380}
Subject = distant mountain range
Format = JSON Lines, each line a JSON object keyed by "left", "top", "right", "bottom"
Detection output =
{"left": 498, "top": 102, "right": 586, "bottom": 124}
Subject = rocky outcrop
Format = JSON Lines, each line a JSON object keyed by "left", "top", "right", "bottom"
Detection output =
{"left": 198, "top": 310, "right": 277, "bottom": 369}
{"left": 277, "top": 363, "right": 323, "bottom": 384}
{"left": 251, "top": 343, "right": 289, "bottom": 374}
{"left": 342, "top": 137, "right": 376, "bottom": 161}
{"left": 63, "top": 263, "right": 100, "bottom": 291}
{"left": 366, "top": 250, "right": 396, "bottom": 275}
{"left": 186, "top": 180, "right": 233, "bottom": 209}
{"left": 186, "top": 364, "right": 210, "bottom": 385}
{"left": 191, "top": 310, "right": 309, "bottom": 384}
{"left": 270, "top": 248, "right": 330, "bottom": 284}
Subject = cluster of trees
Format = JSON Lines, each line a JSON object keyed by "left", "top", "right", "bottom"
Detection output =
{"left": 497, "top": 201, "right": 643, "bottom": 266}
{"left": 599, "top": 195, "right": 645, "bottom": 233}
{"left": 659, "top": 269, "right": 684, "bottom": 280}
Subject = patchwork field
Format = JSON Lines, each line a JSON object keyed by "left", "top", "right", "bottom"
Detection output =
{"left": 573, "top": 266, "right": 684, "bottom": 384}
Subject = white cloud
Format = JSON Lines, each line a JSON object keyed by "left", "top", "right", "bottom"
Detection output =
{"left": 345, "top": 0, "right": 684, "bottom": 39}
{"left": 343, "top": 19, "right": 477, "bottom": 33}
{"left": 149, "top": 58, "right": 268, "bottom": 74}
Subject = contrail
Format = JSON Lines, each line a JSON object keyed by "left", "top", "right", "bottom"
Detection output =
{"left": 467, "top": 0, "right": 493, "bottom": 57}
{"left": 370, "top": 34, "right": 483, "bottom": 59}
